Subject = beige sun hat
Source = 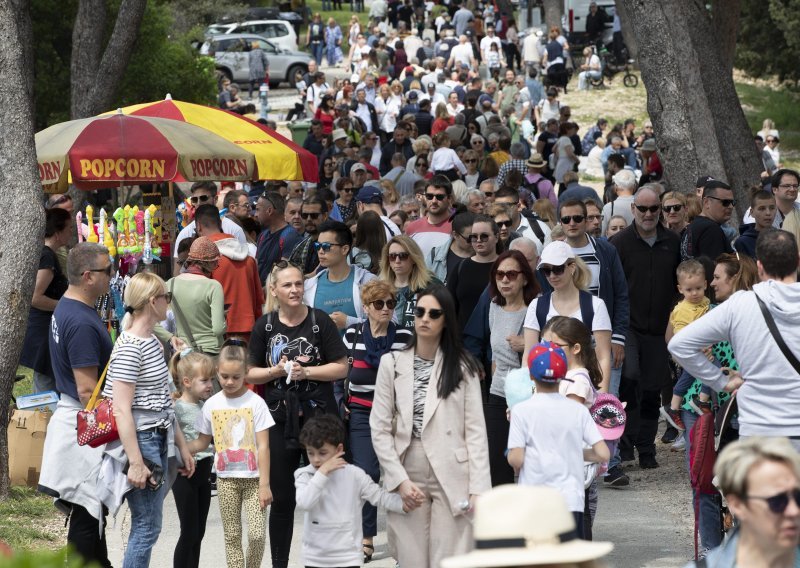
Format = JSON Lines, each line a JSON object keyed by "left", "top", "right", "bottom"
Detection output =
{"left": 440, "top": 485, "right": 613, "bottom": 568}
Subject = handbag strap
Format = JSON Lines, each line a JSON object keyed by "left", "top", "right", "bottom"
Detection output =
{"left": 756, "top": 293, "right": 800, "bottom": 374}
{"left": 86, "top": 356, "right": 112, "bottom": 411}
{"left": 170, "top": 280, "right": 199, "bottom": 350}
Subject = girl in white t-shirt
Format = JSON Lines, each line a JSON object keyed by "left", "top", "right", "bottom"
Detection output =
{"left": 190, "top": 341, "right": 275, "bottom": 568}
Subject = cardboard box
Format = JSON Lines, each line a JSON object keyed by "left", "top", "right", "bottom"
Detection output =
{"left": 8, "top": 409, "right": 52, "bottom": 488}
{"left": 15, "top": 391, "right": 58, "bottom": 413}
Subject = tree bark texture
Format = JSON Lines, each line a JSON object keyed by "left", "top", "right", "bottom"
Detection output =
{"left": 70, "top": 0, "right": 147, "bottom": 119}
{"left": 0, "top": 0, "right": 45, "bottom": 499}
{"left": 620, "top": 0, "right": 762, "bottom": 217}
{"left": 710, "top": 0, "right": 740, "bottom": 72}
{"left": 543, "top": 0, "right": 562, "bottom": 31}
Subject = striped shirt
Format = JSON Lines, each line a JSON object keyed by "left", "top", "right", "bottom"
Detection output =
{"left": 412, "top": 355, "right": 434, "bottom": 438}
{"left": 343, "top": 324, "right": 412, "bottom": 402}
{"left": 102, "top": 332, "right": 172, "bottom": 428}
{"left": 571, "top": 240, "right": 601, "bottom": 296}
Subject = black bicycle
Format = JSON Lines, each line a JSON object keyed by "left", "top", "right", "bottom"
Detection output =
{"left": 589, "top": 47, "right": 639, "bottom": 88}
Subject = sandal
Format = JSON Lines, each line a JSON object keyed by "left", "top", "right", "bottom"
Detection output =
{"left": 363, "top": 542, "right": 374, "bottom": 563}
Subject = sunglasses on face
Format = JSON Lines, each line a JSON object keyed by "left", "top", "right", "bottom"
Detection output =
{"left": 340, "top": 186, "right": 354, "bottom": 193}
{"left": 469, "top": 233, "right": 494, "bottom": 243}
{"left": 301, "top": 212, "right": 321, "bottom": 219}
{"left": 389, "top": 252, "right": 410, "bottom": 261}
{"left": 540, "top": 264, "right": 568, "bottom": 277}
{"left": 464, "top": 159, "right": 477, "bottom": 164}
{"left": 324, "top": 162, "right": 335, "bottom": 168}
{"left": 314, "top": 242, "right": 344, "bottom": 252}
{"left": 425, "top": 193, "right": 447, "bottom": 201}
{"left": 747, "top": 488, "right": 800, "bottom": 514}
{"left": 560, "top": 215, "right": 585, "bottom": 225}
{"left": 663, "top": 204, "right": 684, "bottom": 213}
{"left": 634, "top": 204, "right": 661, "bottom": 214}
{"left": 190, "top": 194, "right": 212, "bottom": 205}
{"left": 706, "top": 196, "right": 736, "bottom": 208}
{"left": 483, "top": 191, "right": 494, "bottom": 198}
{"left": 496, "top": 269, "right": 521, "bottom": 281}
{"left": 496, "top": 220, "right": 512, "bottom": 228}
{"left": 86, "top": 264, "right": 114, "bottom": 276}
{"left": 371, "top": 299, "right": 397, "bottom": 310}
{"left": 414, "top": 307, "right": 444, "bottom": 319}
{"left": 155, "top": 292, "right": 173, "bottom": 303}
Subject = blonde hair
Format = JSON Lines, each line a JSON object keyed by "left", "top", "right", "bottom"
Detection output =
{"left": 533, "top": 199, "right": 557, "bottom": 228}
{"left": 550, "top": 224, "right": 566, "bottom": 241}
{"left": 685, "top": 193, "right": 702, "bottom": 222}
{"left": 661, "top": 191, "right": 687, "bottom": 206}
{"left": 434, "top": 102, "right": 449, "bottom": 121}
{"left": 380, "top": 179, "right": 400, "bottom": 205}
{"left": 571, "top": 257, "right": 592, "bottom": 291}
{"left": 380, "top": 235, "right": 433, "bottom": 292}
{"left": 265, "top": 262, "right": 305, "bottom": 312}
{"left": 169, "top": 350, "right": 216, "bottom": 397}
{"left": 121, "top": 272, "right": 166, "bottom": 331}
{"left": 715, "top": 437, "right": 800, "bottom": 498}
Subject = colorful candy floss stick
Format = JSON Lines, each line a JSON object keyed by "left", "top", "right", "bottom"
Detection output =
{"left": 113, "top": 207, "right": 126, "bottom": 253}
{"left": 143, "top": 209, "right": 153, "bottom": 265}
{"left": 86, "top": 205, "right": 98, "bottom": 243}
{"left": 76, "top": 212, "right": 83, "bottom": 243}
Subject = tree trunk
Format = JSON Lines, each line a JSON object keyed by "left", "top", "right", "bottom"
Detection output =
{"left": 620, "top": 0, "right": 761, "bottom": 217}
{"left": 0, "top": 0, "right": 45, "bottom": 499}
{"left": 542, "top": 0, "right": 562, "bottom": 31}
{"left": 710, "top": 0, "right": 740, "bottom": 72}
{"left": 70, "top": 0, "right": 147, "bottom": 119}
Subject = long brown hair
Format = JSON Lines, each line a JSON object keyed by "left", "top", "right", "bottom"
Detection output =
{"left": 542, "top": 316, "right": 602, "bottom": 388}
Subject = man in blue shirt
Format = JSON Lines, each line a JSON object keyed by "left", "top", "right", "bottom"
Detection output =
{"left": 256, "top": 191, "right": 303, "bottom": 284}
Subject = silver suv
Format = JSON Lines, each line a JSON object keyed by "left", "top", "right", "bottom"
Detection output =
{"left": 201, "top": 33, "right": 310, "bottom": 88}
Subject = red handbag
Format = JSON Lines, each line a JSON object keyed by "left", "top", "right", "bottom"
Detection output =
{"left": 76, "top": 359, "right": 118, "bottom": 448}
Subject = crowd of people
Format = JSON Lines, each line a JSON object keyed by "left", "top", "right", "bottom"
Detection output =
{"left": 23, "top": 0, "right": 800, "bottom": 567}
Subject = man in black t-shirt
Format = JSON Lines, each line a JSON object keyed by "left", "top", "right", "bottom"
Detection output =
{"left": 682, "top": 179, "right": 735, "bottom": 264}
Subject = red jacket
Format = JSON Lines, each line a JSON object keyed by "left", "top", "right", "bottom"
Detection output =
{"left": 207, "top": 233, "right": 264, "bottom": 334}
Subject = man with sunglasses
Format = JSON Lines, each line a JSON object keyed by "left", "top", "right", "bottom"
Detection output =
{"left": 681, "top": 179, "right": 735, "bottom": 264}
{"left": 494, "top": 187, "right": 550, "bottom": 253}
{"left": 611, "top": 187, "right": 680, "bottom": 480}
{"left": 288, "top": 197, "right": 329, "bottom": 276}
{"left": 174, "top": 181, "right": 247, "bottom": 275}
{"left": 685, "top": 437, "right": 800, "bottom": 568}
{"left": 255, "top": 191, "right": 304, "bottom": 285}
{"left": 406, "top": 175, "right": 454, "bottom": 259}
{"left": 41, "top": 243, "right": 115, "bottom": 567}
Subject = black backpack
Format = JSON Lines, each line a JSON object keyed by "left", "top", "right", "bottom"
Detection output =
{"left": 534, "top": 290, "right": 595, "bottom": 331}
{"left": 520, "top": 209, "right": 546, "bottom": 243}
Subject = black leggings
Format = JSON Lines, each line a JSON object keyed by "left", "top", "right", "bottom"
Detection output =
{"left": 269, "top": 417, "right": 307, "bottom": 568}
{"left": 484, "top": 394, "right": 515, "bottom": 486}
{"left": 172, "top": 457, "right": 213, "bottom": 568}
{"left": 67, "top": 503, "right": 112, "bottom": 567}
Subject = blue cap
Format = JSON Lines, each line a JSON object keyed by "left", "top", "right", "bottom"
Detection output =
{"left": 356, "top": 186, "right": 383, "bottom": 204}
{"left": 527, "top": 341, "right": 568, "bottom": 383}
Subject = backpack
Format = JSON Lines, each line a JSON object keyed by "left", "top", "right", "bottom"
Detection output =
{"left": 520, "top": 209, "right": 546, "bottom": 243}
{"left": 522, "top": 176, "right": 542, "bottom": 200}
{"left": 535, "top": 290, "right": 594, "bottom": 331}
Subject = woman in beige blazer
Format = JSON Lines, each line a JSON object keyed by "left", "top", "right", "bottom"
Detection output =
{"left": 370, "top": 285, "right": 491, "bottom": 568}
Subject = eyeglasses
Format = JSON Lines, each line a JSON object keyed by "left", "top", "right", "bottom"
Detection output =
{"left": 86, "top": 264, "right": 113, "bottom": 276}
{"left": 766, "top": 139, "right": 777, "bottom": 144}
{"left": 746, "top": 488, "right": 800, "bottom": 514}
{"left": 472, "top": 140, "right": 484, "bottom": 145}
{"left": 425, "top": 193, "right": 448, "bottom": 201}
{"left": 779, "top": 184, "right": 800, "bottom": 190}
{"left": 483, "top": 191, "right": 494, "bottom": 198}
{"left": 388, "top": 252, "right": 410, "bottom": 261}
{"left": 464, "top": 159, "right": 477, "bottom": 164}
{"left": 586, "top": 214, "right": 603, "bottom": 221}
{"left": 155, "top": 292, "right": 173, "bottom": 303}
{"left": 301, "top": 212, "right": 321, "bottom": 219}
{"left": 469, "top": 233, "right": 494, "bottom": 242}
{"left": 340, "top": 186, "right": 354, "bottom": 193}
{"left": 496, "top": 269, "right": 522, "bottom": 281}
{"left": 634, "top": 204, "right": 661, "bottom": 214}
{"left": 496, "top": 220, "right": 512, "bottom": 228}
{"left": 706, "top": 196, "right": 736, "bottom": 207}
{"left": 324, "top": 161, "right": 335, "bottom": 168}
{"left": 413, "top": 307, "right": 444, "bottom": 319}
{"left": 190, "top": 194, "right": 212, "bottom": 205}
{"left": 455, "top": 232, "right": 471, "bottom": 242}
{"left": 663, "top": 204, "right": 684, "bottom": 213}
{"left": 560, "top": 215, "right": 585, "bottom": 225}
{"left": 540, "top": 264, "right": 568, "bottom": 277}
{"left": 370, "top": 299, "right": 397, "bottom": 310}
{"left": 314, "top": 242, "right": 344, "bottom": 252}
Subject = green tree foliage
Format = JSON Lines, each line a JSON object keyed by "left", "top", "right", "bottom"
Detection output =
{"left": 736, "top": 0, "right": 800, "bottom": 85}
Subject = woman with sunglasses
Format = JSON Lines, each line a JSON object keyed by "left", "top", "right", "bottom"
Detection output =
{"left": 661, "top": 191, "right": 689, "bottom": 235}
{"left": 331, "top": 177, "right": 357, "bottom": 223}
{"left": 429, "top": 211, "right": 476, "bottom": 283}
{"left": 462, "top": 149, "right": 484, "bottom": 190}
{"left": 522, "top": 241, "right": 612, "bottom": 390}
{"left": 370, "top": 285, "right": 490, "bottom": 568}
{"left": 488, "top": 203, "right": 521, "bottom": 251}
{"left": 380, "top": 235, "right": 439, "bottom": 328}
{"left": 447, "top": 215, "right": 502, "bottom": 328}
{"left": 342, "top": 280, "right": 414, "bottom": 562}
{"left": 317, "top": 157, "right": 336, "bottom": 192}
{"left": 486, "top": 250, "right": 540, "bottom": 486}
{"left": 102, "top": 272, "right": 195, "bottom": 567}
{"left": 246, "top": 261, "right": 348, "bottom": 568}
{"left": 686, "top": 437, "right": 800, "bottom": 568}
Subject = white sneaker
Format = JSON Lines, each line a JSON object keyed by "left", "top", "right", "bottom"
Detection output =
{"left": 671, "top": 436, "right": 686, "bottom": 452}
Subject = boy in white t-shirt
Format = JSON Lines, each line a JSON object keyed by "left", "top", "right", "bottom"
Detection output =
{"left": 508, "top": 341, "right": 609, "bottom": 539}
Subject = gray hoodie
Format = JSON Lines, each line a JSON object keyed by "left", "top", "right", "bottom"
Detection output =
{"left": 669, "top": 280, "right": 800, "bottom": 437}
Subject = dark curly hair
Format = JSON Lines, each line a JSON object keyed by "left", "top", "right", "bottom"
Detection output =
{"left": 299, "top": 415, "right": 346, "bottom": 449}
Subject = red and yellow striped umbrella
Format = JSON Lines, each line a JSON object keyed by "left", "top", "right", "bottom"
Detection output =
{"left": 36, "top": 111, "right": 257, "bottom": 192}
{"left": 111, "top": 96, "right": 318, "bottom": 182}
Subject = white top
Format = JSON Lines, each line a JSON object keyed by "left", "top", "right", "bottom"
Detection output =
{"left": 375, "top": 95, "right": 402, "bottom": 132}
{"left": 508, "top": 392, "right": 603, "bottom": 511}
{"left": 306, "top": 82, "right": 331, "bottom": 112}
{"left": 196, "top": 389, "right": 274, "bottom": 479}
{"left": 174, "top": 217, "right": 247, "bottom": 259}
{"left": 559, "top": 368, "right": 596, "bottom": 408}
{"left": 450, "top": 43, "right": 474, "bottom": 67}
{"left": 523, "top": 294, "right": 611, "bottom": 333}
{"left": 537, "top": 99, "right": 561, "bottom": 123}
{"left": 480, "top": 35, "right": 502, "bottom": 62}
{"left": 601, "top": 195, "right": 635, "bottom": 235}
{"left": 431, "top": 147, "right": 467, "bottom": 174}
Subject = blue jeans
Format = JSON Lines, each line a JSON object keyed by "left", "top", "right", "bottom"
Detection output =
{"left": 682, "top": 410, "right": 722, "bottom": 550}
{"left": 123, "top": 429, "right": 169, "bottom": 568}
{"left": 607, "top": 364, "right": 623, "bottom": 471}
{"left": 674, "top": 369, "right": 711, "bottom": 399}
{"left": 310, "top": 42, "right": 323, "bottom": 66}
{"left": 621, "top": 147, "right": 638, "bottom": 169}
{"left": 349, "top": 405, "right": 380, "bottom": 537}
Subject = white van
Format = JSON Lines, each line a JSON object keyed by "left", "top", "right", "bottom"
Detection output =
{"left": 562, "top": 0, "right": 615, "bottom": 40}
{"left": 218, "top": 20, "right": 299, "bottom": 52}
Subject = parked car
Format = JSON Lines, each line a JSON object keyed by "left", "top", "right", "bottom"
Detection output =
{"left": 205, "top": 20, "right": 298, "bottom": 51}
{"left": 200, "top": 33, "right": 310, "bottom": 89}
